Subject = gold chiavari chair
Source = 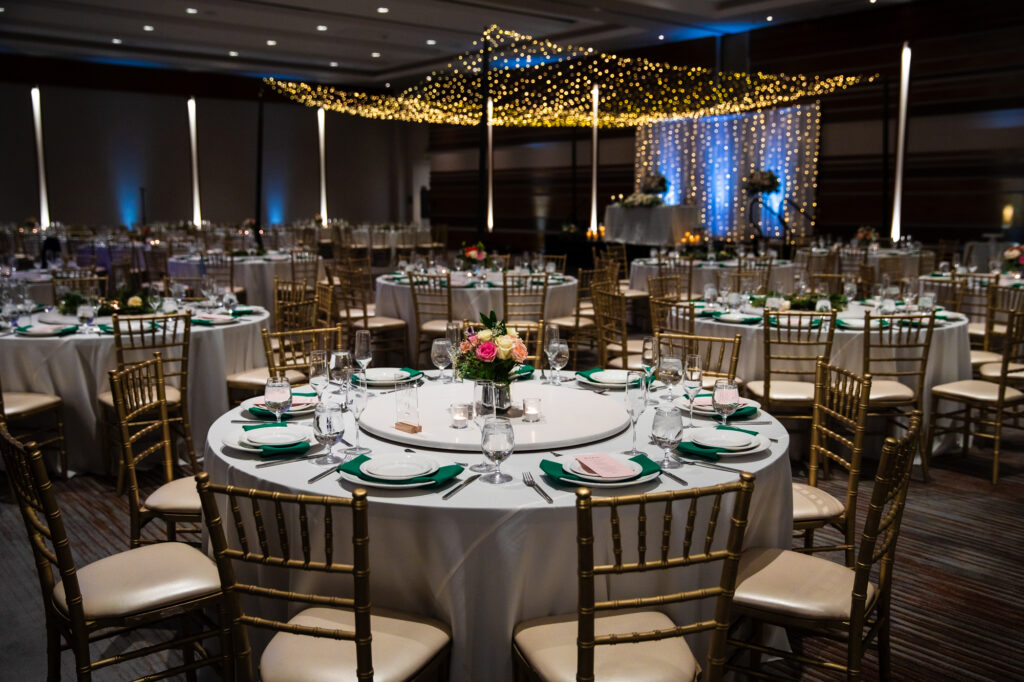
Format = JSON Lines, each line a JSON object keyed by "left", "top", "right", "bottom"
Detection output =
{"left": 409, "top": 272, "right": 453, "bottom": 366}
{"left": 0, "top": 368, "right": 67, "bottom": 477}
{"left": 650, "top": 297, "right": 697, "bottom": 336}
{"left": 596, "top": 244, "right": 649, "bottom": 314}
{"left": 876, "top": 255, "right": 907, "bottom": 289}
{"left": 142, "top": 245, "right": 169, "bottom": 290}
{"left": 954, "top": 272, "right": 999, "bottom": 348}
{"left": 342, "top": 269, "right": 407, "bottom": 365}
{"left": 718, "top": 267, "right": 769, "bottom": 295}
{"left": 746, "top": 310, "right": 837, "bottom": 422}
{"left": 503, "top": 271, "right": 549, "bottom": 335}
{"left": 109, "top": 353, "right": 202, "bottom": 548}
{"left": 805, "top": 250, "right": 836, "bottom": 275}
{"left": 726, "top": 414, "right": 921, "bottom": 681}
{"left": 937, "top": 238, "right": 960, "bottom": 264}
{"left": 50, "top": 272, "right": 107, "bottom": 301}
{"left": 489, "top": 253, "right": 510, "bottom": 270}
{"left": 794, "top": 359, "right": 871, "bottom": 566}
{"left": 592, "top": 285, "right": 643, "bottom": 370}
{"left": 314, "top": 280, "right": 336, "bottom": 327}
{"left": 647, "top": 273, "right": 683, "bottom": 300}
{"left": 546, "top": 267, "right": 599, "bottom": 370}
{"left": 273, "top": 278, "right": 317, "bottom": 332}
{"left": 226, "top": 325, "right": 342, "bottom": 399}
{"left": 203, "top": 252, "right": 247, "bottom": 302}
{"left": 925, "top": 310, "right": 1024, "bottom": 484}
{"left": 513, "top": 474, "right": 757, "bottom": 682}
{"left": 539, "top": 253, "right": 567, "bottom": 274}
{"left": 291, "top": 250, "right": 321, "bottom": 289}
{"left": 969, "top": 284, "right": 1023, "bottom": 371}
{"left": 917, "top": 277, "right": 964, "bottom": 313}
{"left": 657, "top": 255, "right": 697, "bottom": 299}
{"left": 862, "top": 310, "right": 935, "bottom": 422}
{"left": 655, "top": 331, "right": 743, "bottom": 388}
{"left": 0, "top": 427, "right": 228, "bottom": 681}
{"left": 195, "top": 472, "right": 452, "bottom": 681}
{"left": 505, "top": 321, "right": 544, "bottom": 367}
{"left": 839, "top": 246, "right": 867, "bottom": 276}
{"left": 163, "top": 274, "right": 205, "bottom": 300}
{"left": 918, "top": 249, "right": 937, "bottom": 274}
{"left": 809, "top": 272, "right": 844, "bottom": 295}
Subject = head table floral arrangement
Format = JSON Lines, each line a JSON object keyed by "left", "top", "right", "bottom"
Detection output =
{"left": 454, "top": 311, "right": 529, "bottom": 410}
{"left": 1003, "top": 245, "right": 1023, "bottom": 273}
{"left": 456, "top": 241, "right": 488, "bottom": 270}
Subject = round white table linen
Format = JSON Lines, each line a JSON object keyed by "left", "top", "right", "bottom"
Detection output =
{"left": 168, "top": 254, "right": 295, "bottom": 314}
{"left": 629, "top": 258, "right": 798, "bottom": 294}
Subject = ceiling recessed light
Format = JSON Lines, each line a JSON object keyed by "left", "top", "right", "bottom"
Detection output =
{"left": 185, "top": 7, "right": 198, "bottom": 14}
{"left": 766, "top": 15, "right": 773, "bottom": 21}
{"left": 329, "top": 61, "right": 338, "bottom": 67}
{"left": 228, "top": 50, "right": 238, "bottom": 57}
{"left": 425, "top": 39, "right": 436, "bottom": 46}
{"left": 870, "top": 0, "right": 877, "bottom": 3}
{"left": 317, "top": 24, "right": 327, "bottom": 31}
{"left": 658, "top": 34, "right": 664, "bottom": 40}
{"left": 111, "top": 38, "right": 122, "bottom": 44}
{"left": 371, "top": 51, "right": 381, "bottom": 58}
{"left": 266, "top": 39, "right": 277, "bottom": 46}
{"left": 385, "top": 82, "right": 391, "bottom": 88}
{"left": 143, "top": 25, "right": 154, "bottom": 31}
{"left": 376, "top": 6, "right": 389, "bottom": 13}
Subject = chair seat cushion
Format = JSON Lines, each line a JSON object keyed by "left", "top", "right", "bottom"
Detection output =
{"left": 352, "top": 315, "right": 406, "bottom": 331}
{"left": 869, "top": 380, "right": 915, "bottom": 404}
{"left": 260, "top": 606, "right": 451, "bottom": 682}
{"left": 970, "top": 350, "right": 1002, "bottom": 367}
{"left": 52, "top": 542, "right": 220, "bottom": 621}
{"left": 420, "top": 319, "right": 454, "bottom": 333}
{"left": 548, "top": 315, "right": 595, "bottom": 329}
{"left": 2, "top": 392, "right": 61, "bottom": 418}
{"left": 979, "top": 362, "right": 1024, "bottom": 381}
{"left": 144, "top": 476, "right": 202, "bottom": 515}
{"left": 607, "top": 354, "right": 646, "bottom": 371}
{"left": 931, "top": 379, "right": 1023, "bottom": 403}
{"left": 340, "top": 304, "right": 376, "bottom": 318}
{"left": 733, "top": 547, "right": 876, "bottom": 621}
{"left": 791, "top": 482, "right": 845, "bottom": 522}
{"left": 968, "top": 321, "right": 1006, "bottom": 337}
{"left": 623, "top": 288, "right": 650, "bottom": 300}
{"left": 513, "top": 610, "right": 699, "bottom": 682}
{"left": 606, "top": 339, "right": 645, "bottom": 354}
{"left": 701, "top": 375, "right": 743, "bottom": 389}
{"left": 226, "top": 367, "right": 307, "bottom": 390}
{"left": 98, "top": 385, "right": 181, "bottom": 408}
{"left": 745, "top": 380, "right": 815, "bottom": 403}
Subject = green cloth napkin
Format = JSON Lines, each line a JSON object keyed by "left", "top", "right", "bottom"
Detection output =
{"left": 768, "top": 316, "right": 822, "bottom": 328}
{"left": 675, "top": 441, "right": 722, "bottom": 461}
{"left": 15, "top": 324, "right": 79, "bottom": 337}
{"left": 511, "top": 364, "right": 535, "bottom": 381}
{"left": 337, "top": 454, "right": 464, "bottom": 486}
{"left": 717, "top": 425, "right": 759, "bottom": 436}
{"left": 231, "top": 308, "right": 257, "bottom": 317}
{"left": 190, "top": 317, "right": 214, "bottom": 326}
{"left": 539, "top": 454, "right": 660, "bottom": 484}
{"left": 713, "top": 312, "right": 762, "bottom": 324}
{"left": 240, "top": 423, "right": 311, "bottom": 458}
{"left": 246, "top": 405, "right": 298, "bottom": 420}
{"left": 713, "top": 405, "right": 758, "bottom": 421}
{"left": 292, "top": 390, "right": 317, "bottom": 397}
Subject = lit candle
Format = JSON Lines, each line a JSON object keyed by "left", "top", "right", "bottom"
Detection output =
{"left": 450, "top": 402, "right": 470, "bottom": 429}
{"left": 522, "top": 397, "right": 542, "bottom": 422}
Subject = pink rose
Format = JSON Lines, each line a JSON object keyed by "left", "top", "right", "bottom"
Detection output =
{"left": 477, "top": 252, "right": 486, "bottom": 261}
{"left": 511, "top": 338, "right": 528, "bottom": 363}
{"left": 468, "top": 334, "right": 478, "bottom": 345}
{"left": 459, "top": 340, "right": 472, "bottom": 353}
{"left": 475, "top": 341, "right": 498, "bottom": 362}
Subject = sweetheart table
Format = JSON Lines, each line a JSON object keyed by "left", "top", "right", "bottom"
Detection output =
{"left": 205, "top": 379, "right": 792, "bottom": 681}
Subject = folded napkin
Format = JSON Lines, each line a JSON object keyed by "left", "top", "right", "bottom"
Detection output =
{"left": 15, "top": 324, "right": 79, "bottom": 337}
{"left": 717, "top": 425, "right": 759, "bottom": 436}
{"left": 836, "top": 318, "right": 891, "bottom": 330}
{"left": 230, "top": 308, "right": 257, "bottom": 317}
{"left": 715, "top": 406, "right": 758, "bottom": 421}
{"left": 352, "top": 367, "right": 424, "bottom": 384}
{"left": 768, "top": 316, "right": 822, "bottom": 328}
{"left": 575, "top": 368, "right": 650, "bottom": 386}
{"left": 246, "top": 405, "right": 297, "bottom": 420}
{"left": 190, "top": 317, "right": 214, "bottom": 326}
{"left": 337, "top": 455, "right": 464, "bottom": 486}
{"left": 241, "top": 423, "right": 311, "bottom": 458}
{"left": 713, "top": 312, "right": 762, "bottom": 325}
{"left": 292, "top": 390, "right": 318, "bottom": 397}
{"left": 676, "top": 425, "right": 759, "bottom": 461}
{"left": 511, "top": 364, "right": 534, "bottom": 381}
{"left": 539, "top": 454, "right": 660, "bottom": 483}
{"left": 97, "top": 321, "right": 160, "bottom": 335}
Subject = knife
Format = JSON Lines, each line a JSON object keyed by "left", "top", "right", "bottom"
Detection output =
{"left": 660, "top": 469, "right": 689, "bottom": 486}
{"left": 256, "top": 453, "right": 322, "bottom": 469}
{"left": 442, "top": 474, "right": 481, "bottom": 500}
{"left": 308, "top": 465, "right": 340, "bottom": 484}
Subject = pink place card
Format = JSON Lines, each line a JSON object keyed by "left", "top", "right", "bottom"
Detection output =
{"left": 197, "top": 313, "right": 234, "bottom": 322}
{"left": 575, "top": 454, "right": 636, "bottom": 478}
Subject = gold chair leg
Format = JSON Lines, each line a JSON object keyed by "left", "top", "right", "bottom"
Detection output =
{"left": 922, "top": 395, "right": 938, "bottom": 483}
{"left": 45, "top": 613, "right": 61, "bottom": 682}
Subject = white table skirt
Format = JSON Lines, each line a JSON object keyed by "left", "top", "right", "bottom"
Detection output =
{"left": 604, "top": 205, "right": 700, "bottom": 246}
{"left": 0, "top": 311, "right": 269, "bottom": 474}
{"left": 168, "top": 255, "right": 295, "bottom": 315}
{"left": 629, "top": 259, "right": 797, "bottom": 294}
{"left": 375, "top": 275, "right": 578, "bottom": 359}
{"left": 205, "top": 380, "right": 792, "bottom": 681}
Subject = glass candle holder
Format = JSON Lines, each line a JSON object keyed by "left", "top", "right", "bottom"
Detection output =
{"left": 522, "top": 397, "right": 542, "bottom": 422}
{"left": 449, "top": 402, "right": 471, "bottom": 429}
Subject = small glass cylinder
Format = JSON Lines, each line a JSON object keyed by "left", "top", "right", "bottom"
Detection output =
{"left": 449, "top": 402, "right": 471, "bottom": 429}
{"left": 522, "top": 397, "right": 542, "bottom": 422}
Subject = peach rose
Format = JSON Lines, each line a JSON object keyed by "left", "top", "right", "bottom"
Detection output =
{"left": 511, "top": 338, "right": 528, "bottom": 363}
{"left": 459, "top": 340, "right": 472, "bottom": 354}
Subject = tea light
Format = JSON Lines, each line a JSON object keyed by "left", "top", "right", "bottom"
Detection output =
{"left": 522, "top": 397, "right": 542, "bottom": 422}
{"left": 450, "top": 402, "right": 471, "bottom": 429}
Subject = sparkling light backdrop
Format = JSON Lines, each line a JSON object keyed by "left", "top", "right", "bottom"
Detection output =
{"left": 635, "top": 102, "right": 820, "bottom": 243}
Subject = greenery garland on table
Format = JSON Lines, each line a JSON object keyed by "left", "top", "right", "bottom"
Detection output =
{"left": 749, "top": 292, "right": 849, "bottom": 312}
{"left": 58, "top": 288, "right": 159, "bottom": 316}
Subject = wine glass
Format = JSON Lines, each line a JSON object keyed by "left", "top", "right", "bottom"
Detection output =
{"left": 682, "top": 354, "right": 703, "bottom": 428}
{"left": 308, "top": 349, "right": 329, "bottom": 399}
{"left": 842, "top": 278, "right": 858, "bottom": 301}
{"left": 549, "top": 340, "right": 569, "bottom": 386}
{"left": 344, "top": 373, "right": 371, "bottom": 457}
{"left": 622, "top": 371, "right": 645, "bottom": 457}
{"left": 543, "top": 323, "right": 560, "bottom": 384}
{"left": 330, "top": 350, "right": 354, "bottom": 401}
{"left": 480, "top": 417, "right": 514, "bottom": 484}
{"left": 431, "top": 338, "right": 453, "bottom": 383}
{"left": 641, "top": 336, "right": 658, "bottom": 406}
{"left": 712, "top": 378, "right": 739, "bottom": 428}
{"left": 815, "top": 297, "right": 832, "bottom": 313}
{"left": 471, "top": 382, "right": 496, "bottom": 473}
{"left": 353, "top": 330, "right": 372, "bottom": 371}
{"left": 658, "top": 355, "right": 682, "bottom": 401}
{"left": 446, "top": 321, "right": 462, "bottom": 381}
{"left": 313, "top": 401, "right": 345, "bottom": 465}
{"left": 651, "top": 405, "right": 684, "bottom": 469}
{"left": 76, "top": 303, "right": 96, "bottom": 334}
{"left": 264, "top": 375, "right": 292, "bottom": 424}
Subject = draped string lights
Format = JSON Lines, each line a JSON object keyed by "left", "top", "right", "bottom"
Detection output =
{"left": 266, "top": 26, "right": 869, "bottom": 128}
{"left": 635, "top": 103, "right": 821, "bottom": 243}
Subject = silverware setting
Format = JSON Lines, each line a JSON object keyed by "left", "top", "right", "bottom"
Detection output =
{"left": 256, "top": 453, "right": 323, "bottom": 469}
{"left": 681, "top": 460, "right": 749, "bottom": 475}
{"left": 522, "top": 472, "right": 553, "bottom": 504}
{"left": 442, "top": 474, "right": 481, "bottom": 500}
{"left": 549, "top": 450, "right": 568, "bottom": 458}
{"left": 660, "top": 469, "right": 689, "bottom": 486}
{"left": 308, "top": 465, "right": 340, "bottom": 484}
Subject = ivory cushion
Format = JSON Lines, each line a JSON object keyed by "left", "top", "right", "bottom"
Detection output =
{"left": 98, "top": 385, "right": 181, "bottom": 409}
{"left": 351, "top": 315, "right": 406, "bottom": 331}
{"left": 623, "top": 288, "right": 650, "bottom": 300}
{"left": 260, "top": 606, "right": 450, "bottom": 682}
{"left": 144, "top": 476, "right": 202, "bottom": 515}
{"left": 970, "top": 350, "right": 1002, "bottom": 367}
{"left": 52, "top": 542, "right": 219, "bottom": 621}
{"left": 733, "top": 547, "right": 876, "bottom": 621}
{"left": 931, "top": 379, "right": 1024, "bottom": 403}
{"left": 548, "top": 315, "right": 595, "bottom": 328}
{"left": 869, "top": 380, "right": 915, "bottom": 404}
{"left": 607, "top": 354, "right": 646, "bottom": 370}
{"left": 702, "top": 375, "right": 743, "bottom": 389}
{"left": 226, "top": 368, "right": 307, "bottom": 390}
{"left": 791, "top": 482, "right": 845, "bottom": 522}
{"left": 606, "top": 339, "right": 645, "bottom": 354}
{"left": 514, "top": 610, "right": 699, "bottom": 682}
{"left": 339, "top": 304, "right": 376, "bottom": 318}
{"left": 745, "top": 380, "right": 815, "bottom": 403}
{"left": 968, "top": 322, "right": 1006, "bottom": 337}
{"left": 3, "top": 392, "right": 61, "bottom": 417}
{"left": 979, "top": 362, "right": 1024, "bottom": 381}
{"left": 419, "top": 319, "right": 454, "bottom": 333}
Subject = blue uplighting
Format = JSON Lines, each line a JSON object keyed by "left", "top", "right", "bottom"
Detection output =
{"left": 265, "top": 188, "right": 285, "bottom": 226}
{"left": 113, "top": 164, "right": 140, "bottom": 228}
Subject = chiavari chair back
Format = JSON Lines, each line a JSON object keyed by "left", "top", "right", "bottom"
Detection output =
{"left": 274, "top": 278, "right": 317, "bottom": 332}
{"left": 503, "top": 272, "right": 549, "bottom": 328}
{"left": 262, "top": 324, "right": 345, "bottom": 380}
{"left": 142, "top": 245, "right": 169, "bottom": 286}
{"left": 984, "top": 284, "right": 1024, "bottom": 351}
{"left": 655, "top": 331, "right": 742, "bottom": 388}
{"left": 539, "top": 253, "right": 567, "bottom": 274}
{"left": 314, "top": 280, "right": 336, "bottom": 327}
{"left": 918, "top": 249, "right": 937, "bottom": 274}
{"left": 918, "top": 277, "right": 965, "bottom": 312}
{"left": 718, "top": 267, "right": 769, "bottom": 295}
{"left": 489, "top": 253, "right": 510, "bottom": 270}
{"left": 650, "top": 297, "right": 696, "bottom": 335}
{"left": 839, "top": 246, "right": 867, "bottom": 276}
{"left": 50, "top": 272, "right": 107, "bottom": 301}
{"left": 409, "top": 272, "right": 453, "bottom": 364}
{"left": 954, "top": 272, "right": 998, "bottom": 347}
{"left": 592, "top": 284, "right": 640, "bottom": 369}
{"left": 809, "top": 272, "right": 844, "bottom": 295}
{"left": 0, "top": 364, "right": 67, "bottom": 478}
{"left": 648, "top": 273, "right": 683, "bottom": 300}
{"left": 656, "top": 255, "right": 696, "bottom": 298}
{"left": 861, "top": 310, "right": 935, "bottom": 420}
{"left": 546, "top": 267, "right": 599, "bottom": 370}
{"left": 203, "top": 252, "right": 244, "bottom": 300}
{"left": 341, "top": 268, "right": 406, "bottom": 365}
{"left": 291, "top": 250, "right": 321, "bottom": 289}
{"left": 513, "top": 474, "right": 756, "bottom": 682}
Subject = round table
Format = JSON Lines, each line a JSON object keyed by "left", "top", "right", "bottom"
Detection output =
{"left": 168, "top": 253, "right": 295, "bottom": 313}
{"left": 375, "top": 274, "right": 578, "bottom": 359}
{"left": 629, "top": 258, "right": 798, "bottom": 294}
{"left": 868, "top": 248, "right": 920, "bottom": 279}
{"left": 205, "top": 379, "right": 792, "bottom": 681}
{"left": 0, "top": 309, "right": 270, "bottom": 474}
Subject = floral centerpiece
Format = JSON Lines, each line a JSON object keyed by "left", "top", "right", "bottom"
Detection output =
{"left": 640, "top": 172, "right": 668, "bottom": 195}
{"left": 621, "top": 192, "right": 664, "bottom": 208}
{"left": 454, "top": 311, "right": 529, "bottom": 411}
{"left": 744, "top": 170, "right": 780, "bottom": 194}
{"left": 58, "top": 287, "right": 158, "bottom": 316}
{"left": 854, "top": 226, "right": 879, "bottom": 246}
{"left": 1003, "top": 245, "right": 1023, "bottom": 273}
{"left": 456, "top": 241, "right": 488, "bottom": 270}
{"left": 749, "top": 292, "right": 849, "bottom": 312}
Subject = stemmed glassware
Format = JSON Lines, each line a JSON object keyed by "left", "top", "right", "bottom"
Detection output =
{"left": 712, "top": 378, "right": 740, "bottom": 427}
{"left": 76, "top": 303, "right": 97, "bottom": 335}
{"left": 263, "top": 375, "right": 292, "bottom": 424}
{"left": 543, "top": 323, "right": 560, "bottom": 384}
{"left": 548, "top": 340, "right": 569, "bottom": 386}
{"left": 330, "top": 350, "right": 354, "bottom": 403}
{"left": 622, "top": 371, "right": 645, "bottom": 457}
{"left": 313, "top": 401, "right": 345, "bottom": 465}
{"left": 470, "top": 381, "right": 496, "bottom": 472}
{"left": 651, "top": 405, "right": 684, "bottom": 469}
{"left": 641, "top": 336, "right": 658, "bottom": 406}
{"left": 308, "top": 349, "right": 330, "bottom": 399}
{"left": 354, "top": 330, "right": 372, "bottom": 373}
{"left": 431, "top": 338, "right": 453, "bottom": 382}
{"left": 344, "top": 372, "right": 371, "bottom": 457}
{"left": 657, "top": 354, "right": 682, "bottom": 401}
{"left": 682, "top": 354, "right": 703, "bottom": 428}
{"left": 446, "top": 322, "right": 462, "bottom": 382}
{"left": 480, "top": 417, "right": 515, "bottom": 484}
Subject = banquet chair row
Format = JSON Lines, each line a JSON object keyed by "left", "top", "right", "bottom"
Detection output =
{"left": 655, "top": 330, "right": 743, "bottom": 389}
{"left": 227, "top": 324, "right": 346, "bottom": 401}
{"left": 547, "top": 266, "right": 601, "bottom": 370}
{"left": 337, "top": 268, "right": 407, "bottom": 365}
{"left": 0, "top": 371, "right": 68, "bottom": 477}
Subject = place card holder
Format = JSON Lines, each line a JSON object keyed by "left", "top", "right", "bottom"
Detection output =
{"left": 394, "top": 382, "right": 421, "bottom": 432}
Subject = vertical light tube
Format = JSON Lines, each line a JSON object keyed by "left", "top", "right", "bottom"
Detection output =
{"left": 317, "top": 107, "right": 328, "bottom": 227}
{"left": 187, "top": 97, "right": 202, "bottom": 227}
{"left": 30, "top": 87, "right": 50, "bottom": 229}
{"left": 486, "top": 97, "right": 494, "bottom": 232}
{"left": 590, "top": 85, "right": 599, "bottom": 235}
{"left": 891, "top": 42, "right": 911, "bottom": 242}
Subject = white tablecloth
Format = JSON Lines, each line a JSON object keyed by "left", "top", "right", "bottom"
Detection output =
{"left": 629, "top": 259, "right": 797, "bottom": 294}
{"left": 10, "top": 270, "right": 55, "bottom": 305}
{"left": 168, "top": 254, "right": 294, "bottom": 314}
{"left": 0, "top": 311, "right": 269, "bottom": 474}
{"left": 375, "top": 275, "right": 578, "bottom": 359}
{"left": 604, "top": 205, "right": 701, "bottom": 246}
{"left": 205, "top": 380, "right": 792, "bottom": 681}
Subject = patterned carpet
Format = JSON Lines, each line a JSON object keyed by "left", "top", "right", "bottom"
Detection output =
{"left": 1, "top": 434, "right": 1021, "bottom": 680}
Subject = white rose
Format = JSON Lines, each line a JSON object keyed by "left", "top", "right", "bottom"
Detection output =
{"left": 476, "top": 329, "right": 493, "bottom": 342}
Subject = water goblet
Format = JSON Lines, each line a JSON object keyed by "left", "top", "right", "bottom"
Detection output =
{"left": 682, "top": 354, "right": 703, "bottom": 428}
{"left": 651, "top": 406, "right": 684, "bottom": 469}
{"left": 657, "top": 355, "right": 682, "bottom": 402}
{"left": 446, "top": 321, "right": 463, "bottom": 380}
{"left": 76, "top": 304, "right": 96, "bottom": 334}
{"left": 354, "top": 330, "right": 372, "bottom": 371}
{"left": 843, "top": 279, "right": 858, "bottom": 301}
{"left": 470, "top": 382, "right": 496, "bottom": 473}
{"left": 431, "top": 338, "right": 453, "bottom": 383}
{"left": 622, "top": 371, "right": 645, "bottom": 456}
{"left": 815, "top": 297, "right": 832, "bottom": 313}
{"left": 549, "top": 340, "right": 569, "bottom": 386}
{"left": 480, "top": 417, "right": 514, "bottom": 484}
{"left": 344, "top": 373, "right": 371, "bottom": 457}
{"left": 264, "top": 375, "right": 292, "bottom": 424}
{"left": 712, "top": 378, "right": 740, "bottom": 428}
{"left": 308, "top": 349, "right": 330, "bottom": 399}
{"left": 313, "top": 401, "right": 345, "bottom": 465}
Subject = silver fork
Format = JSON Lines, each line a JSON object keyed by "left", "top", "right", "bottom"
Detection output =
{"left": 522, "top": 472, "right": 553, "bottom": 503}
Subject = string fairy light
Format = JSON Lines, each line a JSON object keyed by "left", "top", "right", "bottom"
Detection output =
{"left": 265, "top": 25, "right": 872, "bottom": 128}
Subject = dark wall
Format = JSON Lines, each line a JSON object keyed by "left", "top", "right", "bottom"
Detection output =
{"left": 0, "top": 82, "right": 39, "bottom": 223}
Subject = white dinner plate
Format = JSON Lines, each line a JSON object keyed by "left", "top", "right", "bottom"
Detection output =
{"left": 681, "top": 434, "right": 769, "bottom": 458}
{"left": 674, "top": 396, "right": 760, "bottom": 415}
{"left": 834, "top": 317, "right": 884, "bottom": 330}
{"left": 714, "top": 312, "right": 761, "bottom": 324}
{"left": 587, "top": 369, "right": 632, "bottom": 385}
{"left": 567, "top": 457, "right": 643, "bottom": 482}
{"left": 243, "top": 426, "right": 313, "bottom": 447}
{"left": 337, "top": 470, "right": 438, "bottom": 489}
{"left": 555, "top": 470, "right": 662, "bottom": 488}
{"left": 691, "top": 427, "right": 755, "bottom": 450}
{"left": 15, "top": 324, "right": 74, "bottom": 337}
{"left": 222, "top": 426, "right": 316, "bottom": 453}
{"left": 241, "top": 396, "right": 318, "bottom": 416}
{"left": 360, "top": 453, "right": 439, "bottom": 480}
{"left": 361, "top": 367, "right": 417, "bottom": 386}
